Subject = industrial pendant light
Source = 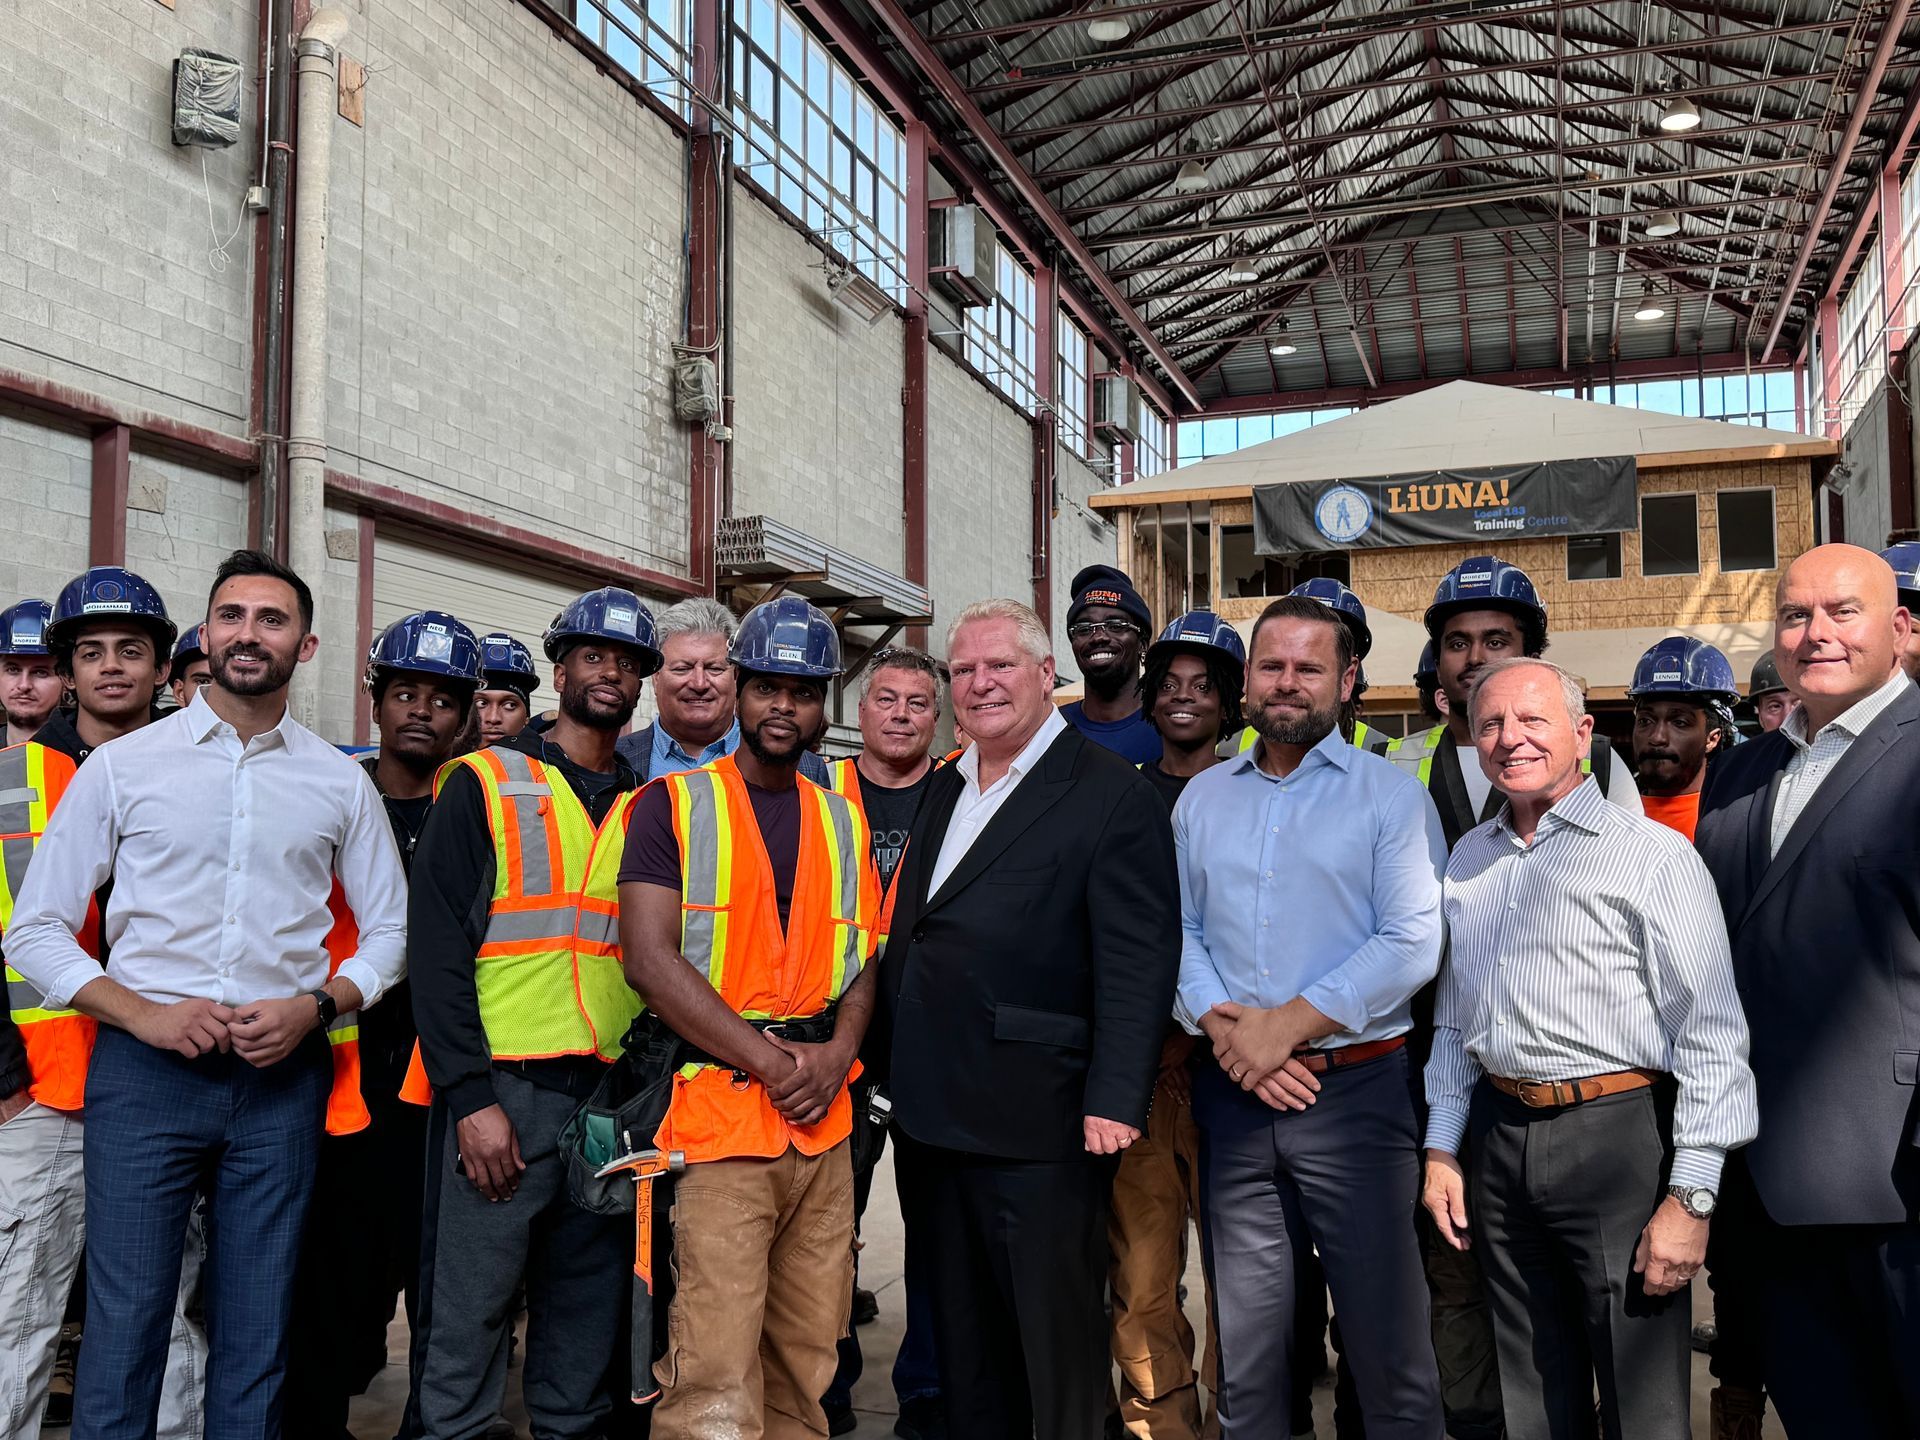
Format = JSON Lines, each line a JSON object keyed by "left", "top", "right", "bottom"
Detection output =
{"left": 1226, "top": 252, "right": 1259, "bottom": 284}
{"left": 1268, "top": 320, "right": 1297, "bottom": 356}
{"left": 1087, "top": 2, "right": 1132, "bottom": 43}
{"left": 1634, "top": 280, "right": 1669, "bottom": 321}
{"left": 1173, "top": 156, "right": 1210, "bottom": 194}
{"left": 1645, "top": 209, "right": 1681, "bottom": 237}
{"left": 1658, "top": 93, "right": 1701, "bottom": 132}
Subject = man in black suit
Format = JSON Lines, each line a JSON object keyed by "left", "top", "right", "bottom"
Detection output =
{"left": 876, "top": 597, "right": 1181, "bottom": 1440}
{"left": 1695, "top": 542, "right": 1920, "bottom": 1434}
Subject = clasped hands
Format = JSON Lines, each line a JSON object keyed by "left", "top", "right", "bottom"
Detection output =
{"left": 1199, "top": 999, "right": 1325, "bottom": 1112}
{"left": 131, "top": 994, "right": 321, "bottom": 1067}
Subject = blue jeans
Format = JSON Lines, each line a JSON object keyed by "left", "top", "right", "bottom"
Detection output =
{"left": 75, "top": 1024, "right": 328, "bottom": 1440}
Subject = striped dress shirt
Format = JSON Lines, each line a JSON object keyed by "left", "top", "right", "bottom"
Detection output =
{"left": 1770, "top": 669, "right": 1910, "bottom": 857}
{"left": 1426, "top": 776, "right": 1757, "bottom": 1190}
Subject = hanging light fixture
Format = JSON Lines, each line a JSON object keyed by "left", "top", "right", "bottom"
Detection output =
{"left": 1644, "top": 209, "right": 1682, "bottom": 237}
{"left": 1268, "top": 320, "right": 1297, "bottom": 356}
{"left": 1658, "top": 93, "right": 1701, "bottom": 132}
{"left": 1226, "top": 252, "right": 1259, "bottom": 284}
{"left": 1634, "top": 280, "right": 1669, "bottom": 321}
{"left": 1087, "top": 1, "right": 1132, "bottom": 43}
{"left": 1173, "top": 153, "right": 1211, "bottom": 194}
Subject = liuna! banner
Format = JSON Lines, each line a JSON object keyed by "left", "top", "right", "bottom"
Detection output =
{"left": 1253, "top": 455, "right": 1637, "bottom": 553}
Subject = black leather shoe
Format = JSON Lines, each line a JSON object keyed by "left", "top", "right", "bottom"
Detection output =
{"left": 852, "top": 1286, "right": 880, "bottom": 1326}
{"left": 894, "top": 1397, "right": 948, "bottom": 1440}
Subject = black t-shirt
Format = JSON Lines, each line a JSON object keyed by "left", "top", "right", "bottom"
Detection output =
{"left": 1138, "top": 760, "right": 1191, "bottom": 816}
{"left": 856, "top": 767, "right": 935, "bottom": 891}
{"left": 621, "top": 774, "right": 801, "bottom": 929}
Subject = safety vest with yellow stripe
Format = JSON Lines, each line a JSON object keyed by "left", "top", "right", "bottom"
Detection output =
{"left": 1380, "top": 725, "right": 1594, "bottom": 786}
{"left": 434, "top": 746, "right": 642, "bottom": 1066}
{"left": 824, "top": 754, "right": 946, "bottom": 952}
{"left": 654, "top": 754, "right": 880, "bottom": 1165}
{"left": 0, "top": 742, "right": 98, "bottom": 1112}
{"left": 1230, "top": 720, "right": 1375, "bottom": 756}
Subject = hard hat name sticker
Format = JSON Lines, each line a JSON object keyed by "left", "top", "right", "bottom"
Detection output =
{"left": 776, "top": 646, "right": 805, "bottom": 661}
{"left": 607, "top": 606, "right": 637, "bottom": 634}
{"left": 84, "top": 601, "right": 134, "bottom": 613}
{"left": 10, "top": 622, "right": 38, "bottom": 645}
{"left": 1459, "top": 571, "right": 1493, "bottom": 585}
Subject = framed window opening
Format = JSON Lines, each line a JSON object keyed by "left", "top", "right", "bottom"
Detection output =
{"left": 1640, "top": 493, "right": 1701, "bottom": 578}
{"left": 1716, "top": 488, "right": 1778, "bottom": 573}
{"left": 963, "top": 243, "right": 1038, "bottom": 412}
{"left": 1058, "top": 318, "right": 1091, "bottom": 457}
{"left": 573, "top": 0, "right": 694, "bottom": 112}
{"left": 1138, "top": 404, "right": 1171, "bottom": 479}
{"left": 1566, "top": 532, "right": 1623, "bottom": 582}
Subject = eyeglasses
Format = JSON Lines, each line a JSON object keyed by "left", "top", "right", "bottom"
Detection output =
{"left": 1068, "top": 620, "right": 1142, "bottom": 640}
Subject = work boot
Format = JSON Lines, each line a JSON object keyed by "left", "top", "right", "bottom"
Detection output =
{"left": 1691, "top": 1319, "right": 1718, "bottom": 1354}
{"left": 42, "top": 1324, "right": 80, "bottom": 1428}
{"left": 1710, "top": 1385, "right": 1766, "bottom": 1440}
{"left": 852, "top": 1286, "right": 879, "bottom": 1326}
{"left": 894, "top": 1397, "right": 947, "bottom": 1440}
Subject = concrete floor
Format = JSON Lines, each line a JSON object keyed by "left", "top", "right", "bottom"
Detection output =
{"left": 351, "top": 1147, "right": 1785, "bottom": 1439}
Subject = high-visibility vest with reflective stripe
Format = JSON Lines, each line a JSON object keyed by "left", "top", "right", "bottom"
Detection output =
{"left": 0, "top": 743, "right": 99, "bottom": 1111}
{"left": 1381, "top": 725, "right": 1593, "bottom": 787}
{"left": 318, "top": 884, "right": 371, "bottom": 1137}
{"left": 655, "top": 754, "right": 880, "bottom": 1164}
{"left": 1232, "top": 721, "right": 1374, "bottom": 756}
{"left": 433, "top": 747, "right": 642, "bottom": 1065}
{"left": 824, "top": 754, "right": 944, "bottom": 953}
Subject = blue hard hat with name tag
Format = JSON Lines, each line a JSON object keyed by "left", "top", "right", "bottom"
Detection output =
{"left": 0, "top": 599, "right": 53, "bottom": 657}
{"left": 730, "top": 596, "right": 842, "bottom": 678}
{"left": 543, "top": 587, "right": 663, "bottom": 675}
{"left": 1289, "top": 577, "right": 1372, "bottom": 659}
{"left": 1147, "top": 609, "right": 1246, "bottom": 668}
{"left": 46, "top": 567, "right": 177, "bottom": 657}
{"left": 172, "top": 623, "right": 208, "bottom": 672}
{"left": 1879, "top": 541, "right": 1920, "bottom": 598}
{"left": 1627, "top": 635, "right": 1739, "bottom": 703}
{"left": 1424, "top": 556, "right": 1547, "bottom": 639}
{"left": 477, "top": 632, "right": 538, "bottom": 694}
{"left": 365, "top": 610, "right": 483, "bottom": 693}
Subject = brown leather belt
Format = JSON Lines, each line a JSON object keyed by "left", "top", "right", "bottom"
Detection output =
{"left": 1294, "top": 1035, "right": 1406, "bottom": 1075}
{"left": 1488, "top": 1068, "right": 1663, "bottom": 1109}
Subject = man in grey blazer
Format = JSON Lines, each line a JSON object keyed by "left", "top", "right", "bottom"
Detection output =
{"left": 1695, "top": 543, "right": 1920, "bottom": 1434}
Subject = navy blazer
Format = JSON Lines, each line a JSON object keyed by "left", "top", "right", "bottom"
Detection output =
{"left": 1694, "top": 679, "right": 1920, "bottom": 1225}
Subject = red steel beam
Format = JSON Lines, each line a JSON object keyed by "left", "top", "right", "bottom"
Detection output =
{"left": 1822, "top": 75, "right": 1920, "bottom": 304}
{"left": 354, "top": 511, "right": 376, "bottom": 744}
{"left": 1754, "top": 0, "right": 1913, "bottom": 364}
{"left": 0, "top": 368, "right": 257, "bottom": 471}
{"left": 90, "top": 425, "right": 131, "bottom": 567}
{"left": 1032, "top": 263, "right": 1058, "bottom": 627}
{"left": 686, "top": 0, "right": 724, "bottom": 590}
{"left": 856, "top": 0, "right": 1203, "bottom": 409}
{"left": 903, "top": 119, "right": 930, "bottom": 631}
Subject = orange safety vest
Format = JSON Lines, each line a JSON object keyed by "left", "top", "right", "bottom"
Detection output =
{"left": 654, "top": 755, "right": 880, "bottom": 1165}
{"left": 0, "top": 743, "right": 99, "bottom": 1112}
{"left": 824, "top": 754, "right": 946, "bottom": 952}
{"left": 317, "top": 884, "right": 372, "bottom": 1136}
{"left": 398, "top": 746, "right": 641, "bottom": 1105}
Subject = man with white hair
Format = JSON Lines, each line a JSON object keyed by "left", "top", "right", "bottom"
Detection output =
{"left": 1424, "top": 657, "right": 1757, "bottom": 1440}
{"left": 874, "top": 599, "right": 1179, "bottom": 1440}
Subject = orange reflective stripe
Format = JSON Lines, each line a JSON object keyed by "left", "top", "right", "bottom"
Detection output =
{"left": 399, "top": 1041, "right": 431, "bottom": 1106}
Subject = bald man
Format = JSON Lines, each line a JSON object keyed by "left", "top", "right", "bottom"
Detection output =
{"left": 1694, "top": 544, "right": 1920, "bottom": 1434}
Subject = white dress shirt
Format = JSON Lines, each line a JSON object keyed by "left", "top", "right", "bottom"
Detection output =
{"left": 1770, "top": 669, "right": 1911, "bottom": 857}
{"left": 6, "top": 690, "right": 408, "bottom": 1011}
{"left": 927, "top": 705, "right": 1067, "bottom": 897}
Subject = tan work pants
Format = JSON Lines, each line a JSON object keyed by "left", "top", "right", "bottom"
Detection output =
{"left": 652, "top": 1141, "right": 856, "bottom": 1440}
{"left": 1108, "top": 1074, "right": 1219, "bottom": 1440}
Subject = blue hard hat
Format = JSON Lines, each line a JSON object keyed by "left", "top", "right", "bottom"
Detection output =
{"left": 365, "top": 610, "right": 483, "bottom": 693}
{"left": 477, "top": 632, "right": 538, "bottom": 694}
{"left": 0, "top": 599, "right": 52, "bottom": 657}
{"left": 1880, "top": 541, "right": 1920, "bottom": 597}
{"left": 1289, "top": 578, "right": 1372, "bottom": 659}
{"left": 46, "top": 567, "right": 177, "bottom": 656}
{"left": 1147, "top": 609, "right": 1246, "bottom": 668}
{"left": 543, "top": 587, "right": 662, "bottom": 675}
{"left": 1415, "top": 641, "right": 1437, "bottom": 686}
{"left": 730, "top": 596, "right": 842, "bottom": 678}
{"left": 1424, "top": 556, "right": 1547, "bottom": 639}
{"left": 1748, "top": 650, "right": 1788, "bottom": 700}
{"left": 171, "top": 623, "right": 208, "bottom": 671}
{"left": 1627, "top": 636, "right": 1740, "bottom": 703}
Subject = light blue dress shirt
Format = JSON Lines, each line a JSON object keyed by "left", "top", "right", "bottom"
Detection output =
{"left": 650, "top": 717, "right": 740, "bottom": 778}
{"left": 1174, "top": 727, "right": 1447, "bottom": 1046}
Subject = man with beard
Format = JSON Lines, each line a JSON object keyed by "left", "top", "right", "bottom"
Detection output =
{"left": 283, "top": 610, "right": 483, "bottom": 1440}
{"left": 405, "top": 587, "right": 660, "bottom": 1440}
{"left": 1878, "top": 540, "right": 1920, "bottom": 682}
{"left": 167, "top": 623, "right": 214, "bottom": 712}
{"left": 1176, "top": 595, "right": 1446, "bottom": 1437}
{"left": 7, "top": 549, "right": 408, "bottom": 1439}
{"left": 1, "top": 600, "right": 62, "bottom": 746}
{"left": 472, "top": 632, "right": 537, "bottom": 746}
{"left": 820, "top": 646, "right": 945, "bottom": 1439}
{"left": 1060, "top": 565, "right": 1162, "bottom": 766}
{"left": 1744, "top": 652, "right": 1795, "bottom": 734}
{"left": 619, "top": 596, "right": 880, "bottom": 1440}
{"left": 1628, "top": 637, "right": 1739, "bottom": 842}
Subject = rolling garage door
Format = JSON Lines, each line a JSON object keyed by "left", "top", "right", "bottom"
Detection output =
{"left": 370, "top": 531, "right": 656, "bottom": 727}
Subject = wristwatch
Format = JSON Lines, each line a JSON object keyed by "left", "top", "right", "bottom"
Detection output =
{"left": 311, "top": 988, "right": 339, "bottom": 1030}
{"left": 1667, "top": 1183, "right": 1716, "bottom": 1219}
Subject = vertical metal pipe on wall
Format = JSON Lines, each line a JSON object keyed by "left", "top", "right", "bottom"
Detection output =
{"left": 287, "top": 7, "right": 349, "bottom": 729}
{"left": 256, "top": 0, "right": 294, "bottom": 555}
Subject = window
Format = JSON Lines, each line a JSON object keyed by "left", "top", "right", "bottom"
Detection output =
{"left": 1547, "top": 372, "right": 1800, "bottom": 430}
{"left": 1058, "top": 318, "right": 1090, "bottom": 457}
{"left": 1566, "top": 532, "right": 1623, "bottom": 582}
{"left": 963, "top": 243, "right": 1038, "bottom": 412}
{"left": 1216, "top": 527, "right": 1347, "bottom": 598}
{"left": 1138, "top": 404, "right": 1170, "bottom": 479}
{"left": 1175, "top": 407, "right": 1355, "bottom": 466}
{"left": 1641, "top": 494, "right": 1700, "bottom": 577}
{"left": 575, "top": 0, "right": 693, "bottom": 107}
{"left": 730, "top": 0, "right": 908, "bottom": 297}
{"left": 1717, "top": 489, "right": 1777, "bottom": 572}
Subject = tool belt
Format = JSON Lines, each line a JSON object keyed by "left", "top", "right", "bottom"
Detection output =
{"left": 1488, "top": 1067, "right": 1664, "bottom": 1110}
{"left": 675, "top": 1006, "right": 839, "bottom": 1077}
{"left": 1293, "top": 1034, "right": 1406, "bottom": 1075}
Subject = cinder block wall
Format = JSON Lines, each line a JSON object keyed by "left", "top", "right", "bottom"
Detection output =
{"left": 925, "top": 351, "right": 1035, "bottom": 652}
